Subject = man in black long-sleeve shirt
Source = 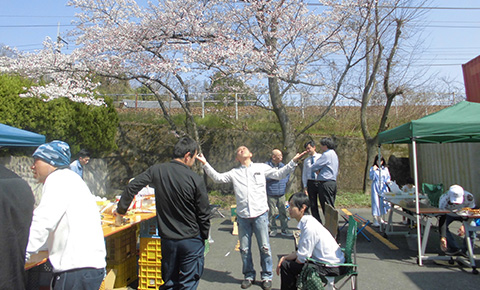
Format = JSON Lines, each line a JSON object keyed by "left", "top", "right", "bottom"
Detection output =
{"left": 116, "top": 137, "right": 210, "bottom": 290}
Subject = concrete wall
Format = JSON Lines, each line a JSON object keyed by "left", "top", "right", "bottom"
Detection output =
{"left": 0, "top": 156, "right": 108, "bottom": 206}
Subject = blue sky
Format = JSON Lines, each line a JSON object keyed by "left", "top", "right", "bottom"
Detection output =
{"left": 1, "top": 0, "right": 479, "bottom": 88}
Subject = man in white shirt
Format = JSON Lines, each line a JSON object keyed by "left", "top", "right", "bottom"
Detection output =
{"left": 302, "top": 141, "right": 322, "bottom": 195}
{"left": 276, "top": 193, "right": 346, "bottom": 290}
{"left": 27, "top": 141, "right": 106, "bottom": 290}
{"left": 196, "top": 146, "right": 306, "bottom": 290}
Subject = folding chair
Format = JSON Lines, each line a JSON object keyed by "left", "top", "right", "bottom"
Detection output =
{"left": 422, "top": 183, "right": 444, "bottom": 208}
{"left": 324, "top": 203, "right": 339, "bottom": 240}
{"left": 339, "top": 209, "right": 371, "bottom": 242}
{"left": 298, "top": 215, "right": 358, "bottom": 290}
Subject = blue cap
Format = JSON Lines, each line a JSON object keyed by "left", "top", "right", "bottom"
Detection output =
{"left": 32, "top": 140, "right": 71, "bottom": 168}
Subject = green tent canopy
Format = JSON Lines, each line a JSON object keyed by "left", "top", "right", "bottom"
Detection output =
{"left": 378, "top": 101, "right": 480, "bottom": 144}
{"left": 377, "top": 100, "right": 480, "bottom": 267}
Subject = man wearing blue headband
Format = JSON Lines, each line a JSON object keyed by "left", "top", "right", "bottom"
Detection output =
{"left": 26, "top": 140, "right": 106, "bottom": 290}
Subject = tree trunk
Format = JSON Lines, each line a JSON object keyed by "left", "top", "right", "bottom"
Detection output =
{"left": 267, "top": 76, "right": 300, "bottom": 192}
{"left": 363, "top": 136, "right": 379, "bottom": 194}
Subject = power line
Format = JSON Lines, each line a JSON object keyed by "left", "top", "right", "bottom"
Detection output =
{"left": 0, "top": 24, "right": 75, "bottom": 28}
{"left": 305, "top": 2, "right": 480, "bottom": 10}
{"left": 0, "top": 15, "right": 73, "bottom": 18}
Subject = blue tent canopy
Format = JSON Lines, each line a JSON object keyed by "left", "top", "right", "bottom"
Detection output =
{"left": 0, "top": 123, "right": 46, "bottom": 147}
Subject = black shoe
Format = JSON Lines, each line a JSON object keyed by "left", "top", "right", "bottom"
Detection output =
{"left": 262, "top": 280, "right": 272, "bottom": 290}
{"left": 241, "top": 279, "right": 254, "bottom": 289}
{"left": 445, "top": 249, "right": 461, "bottom": 256}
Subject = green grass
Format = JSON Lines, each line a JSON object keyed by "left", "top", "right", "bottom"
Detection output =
{"left": 335, "top": 191, "right": 371, "bottom": 208}
{"left": 208, "top": 190, "right": 237, "bottom": 209}
{"left": 117, "top": 105, "right": 441, "bottom": 138}
{"left": 210, "top": 190, "right": 371, "bottom": 210}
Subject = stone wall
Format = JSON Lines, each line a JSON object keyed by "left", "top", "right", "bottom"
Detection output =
{"left": 102, "top": 124, "right": 392, "bottom": 197}
{"left": 2, "top": 123, "right": 410, "bottom": 203}
{"left": 0, "top": 156, "right": 108, "bottom": 205}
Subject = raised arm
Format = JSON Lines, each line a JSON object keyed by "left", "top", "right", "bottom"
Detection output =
{"left": 265, "top": 151, "right": 307, "bottom": 180}
{"left": 196, "top": 153, "right": 232, "bottom": 184}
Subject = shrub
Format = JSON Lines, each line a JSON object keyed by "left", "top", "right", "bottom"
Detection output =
{"left": 0, "top": 74, "right": 118, "bottom": 155}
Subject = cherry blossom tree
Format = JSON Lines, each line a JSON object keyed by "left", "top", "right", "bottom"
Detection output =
{"left": 203, "top": 0, "right": 374, "bottom": 163}
{"left": 0, "top": 38, "right": 105, "bottom": 106}
{"left": 2, "top": 1, "right": 428, "bottom": 185}
{"left": 67, "top": 0, "right": 248, "bottom": 142}
{"left": 1, "top": 0, "right": 373, "bottom": 152}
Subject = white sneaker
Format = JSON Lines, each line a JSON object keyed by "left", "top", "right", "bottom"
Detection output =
{"left": 372, "top": 221, "right": 380, "bottom": 227}
{"left": 269, "top": 230, "right": 277, "bottom": 237}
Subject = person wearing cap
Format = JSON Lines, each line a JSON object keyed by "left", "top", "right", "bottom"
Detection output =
{"left": 438, "top": 185, "right": 476, "bottom": 256}
{"left": 27, "top": 140, "right": 106, "bottom": 290}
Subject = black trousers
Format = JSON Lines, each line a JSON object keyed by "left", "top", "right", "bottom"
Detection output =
{"left": 307, "top": 180, "right": 337, "bottom": 224}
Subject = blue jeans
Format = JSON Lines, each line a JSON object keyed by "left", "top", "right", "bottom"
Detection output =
{"left": 237, "top": 211, "right": 273, "bottom": 281}
{"left": 160, "top": 236, "right": 205, "bottom": 290}
{"left": 51, "top": 267, "right": 105, "bottom": 290}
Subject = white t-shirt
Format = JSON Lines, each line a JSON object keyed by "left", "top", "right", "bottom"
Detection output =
{"left": 26, "top": 168, "right": 106, "bottom": 272}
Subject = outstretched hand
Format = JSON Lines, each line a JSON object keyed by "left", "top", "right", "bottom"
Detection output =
{"left": 195, "top": 153, "right": 207, "bottom": 165}
{"left": 292, "top": 150, "right": 308, "bottom": 163}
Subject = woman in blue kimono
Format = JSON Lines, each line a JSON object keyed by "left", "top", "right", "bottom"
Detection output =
{"left": 369, "top": 155, "right": 391, "bottom": 227}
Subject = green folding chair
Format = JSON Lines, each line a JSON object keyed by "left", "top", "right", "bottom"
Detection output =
{"left": 297, "top": 215, "right": 358, "bottom": 290}
{"left": 422, "top": 183, "right": 444, "bottom": 208}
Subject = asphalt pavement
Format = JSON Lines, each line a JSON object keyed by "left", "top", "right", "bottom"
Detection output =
{"left": 199, "top": 208, "right": 480, "bottom": 290}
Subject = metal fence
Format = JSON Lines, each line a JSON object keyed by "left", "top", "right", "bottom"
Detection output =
{"left": 106, "top": 91, "right": 466, "bottom": 120}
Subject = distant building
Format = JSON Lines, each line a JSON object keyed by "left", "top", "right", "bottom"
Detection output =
{"left": 462, "top": 55, "right": 480, "bottom": 103}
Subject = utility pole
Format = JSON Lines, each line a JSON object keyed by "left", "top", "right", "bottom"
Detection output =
{"left": 56, "top": 22, "right": 68, "bottom": 53}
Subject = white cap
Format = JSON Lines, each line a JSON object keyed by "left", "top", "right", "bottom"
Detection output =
{"left": 448, "top": 185, "right": 464, "bottom": 204}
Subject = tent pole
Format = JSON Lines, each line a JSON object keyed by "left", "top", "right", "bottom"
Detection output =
{"left": 412, "top": 139, "right": 422, "bottom": 266}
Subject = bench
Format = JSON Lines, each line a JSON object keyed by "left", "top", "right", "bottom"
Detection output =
{"left": 340, "top": 209, "right": 371, "bottom": 242}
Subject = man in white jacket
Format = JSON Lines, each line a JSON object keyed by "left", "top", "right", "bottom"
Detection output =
{"left": 27, "top": 140, "right": 106, "bottom": 290}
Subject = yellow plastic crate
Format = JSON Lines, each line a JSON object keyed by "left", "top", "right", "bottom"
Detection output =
{"left": 105, "top": 226, "right": 137, "bottom": 264}
{"left": 138, "top": 262, "right": 163, "bottom": 290}
{"left": 139, "top": 237, "right": 162, "bottom": 264}
{"left": 107, "top": 255, "right": 138, "bottom": 288}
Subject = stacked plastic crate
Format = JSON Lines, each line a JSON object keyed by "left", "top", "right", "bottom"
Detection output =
{"left": 138, "top": 217, "right": 163, "bottom": 290}
{"left": 105, "top": 226, "right": 138, "bottom": 288}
